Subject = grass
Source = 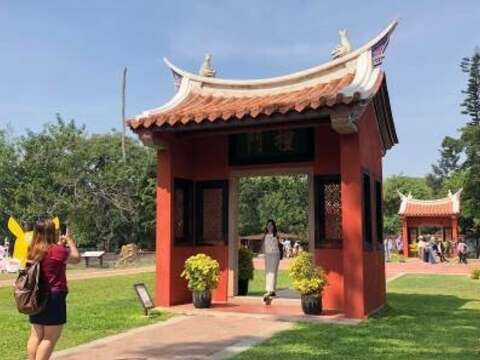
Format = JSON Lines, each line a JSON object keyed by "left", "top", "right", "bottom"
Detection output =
{"left": 235, "top": 275, "right": 480, "bottom": 360}
{"left": 0, "top": 272, "right": 169, "bottom": 360}
{"left": 248, "top": 270, "right": 292, "bottom": 296}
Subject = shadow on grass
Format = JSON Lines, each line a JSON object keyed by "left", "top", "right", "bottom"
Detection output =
{"left": 233, "top": 292, "right": 480, "bottom": 360}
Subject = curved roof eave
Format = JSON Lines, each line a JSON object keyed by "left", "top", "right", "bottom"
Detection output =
{"left": 163, "top": 20, "right": 398, "bottom": 88}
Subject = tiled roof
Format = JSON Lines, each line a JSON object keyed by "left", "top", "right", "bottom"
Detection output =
{"left": 128, "top": 21, "right": 398, "bottom": 132}
{"left": 398, "top": 190, "right": 462, "bottom": 217}
{"left": 129, "top": 73, "right": 359, "bottom": 129}
{"left": 403, "top": 200, "right": 454, "bottom": 216}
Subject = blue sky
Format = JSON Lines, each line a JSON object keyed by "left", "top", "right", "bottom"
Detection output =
{"left": 1, "top": 1, "right": 479, "bottom": 176}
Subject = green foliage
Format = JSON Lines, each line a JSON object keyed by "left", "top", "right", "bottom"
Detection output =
{"left": 181, "top": 253, "right": 220, "bottom": 292}
{"left": 238, "top": 247, "right": 254, "bottom": 281}
{"left": 0, "top": 116, "right": 156, "bottom": 251}
{"left": 247, "top": 269, "right": 292, "bottom": 296}
{"left": 234, "top": 275, "right": 480, "bottom": 360}
{"left": 460, "top": 49, "right": 480, "bottom": 125}
{"left": 383, "top": 175, "right": 433, "bottom": 235}
{"left": 288, "top": 252, "right": 327, "bottom": 295}
{"left": 428, "top": 49, "right": 480, "bottom": 249}
{"left": 0, "top": 272, "right": 169, "bottom": 360}
{"left": 470, "top": 268, "right": 480, "bottom": 280}
{"left": 238, "top": 175, "right": 308, "bottom": 237}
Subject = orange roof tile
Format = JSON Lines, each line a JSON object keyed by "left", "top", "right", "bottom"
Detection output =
{"left": 403, "top": 201, "right": 454, "bottom": 217}
{"left": 398, "top": 190, "right": 462, "bottom": 217}
{"left": 129, "top": 73, "right": 358, "bottom": 129}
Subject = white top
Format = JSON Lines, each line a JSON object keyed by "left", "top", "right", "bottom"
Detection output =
{"left": 264, "top": 234, "right": 280, "bottom": 255}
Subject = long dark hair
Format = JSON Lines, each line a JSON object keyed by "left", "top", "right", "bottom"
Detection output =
{"left": 28, "top": 219, "right": 57, "bottom": 262}
{"left": 264, "top": 219, "right": 278, "bottom": 237}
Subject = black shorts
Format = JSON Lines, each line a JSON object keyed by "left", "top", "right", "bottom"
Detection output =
{"left": 29, "top": 291, "right": 67, "bottom": 326}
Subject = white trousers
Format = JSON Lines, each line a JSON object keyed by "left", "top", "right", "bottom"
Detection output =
{"left": 265, "top": 253, "right": 280, "bottom": 292}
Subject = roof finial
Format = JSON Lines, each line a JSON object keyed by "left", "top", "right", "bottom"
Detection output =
{"left": 199, "top": 53, "right": 216, "bottom": 77}
{"left": 331, "top": 30, "right": 352, "bottom": 59}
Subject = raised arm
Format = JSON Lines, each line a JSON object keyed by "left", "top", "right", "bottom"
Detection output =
{"left": 60, "top": 233, "right": 81, "bottom": 264}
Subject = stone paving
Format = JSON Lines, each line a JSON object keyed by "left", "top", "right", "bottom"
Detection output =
{"left": 52, "top": 314, "right": 293, "bottom": 360}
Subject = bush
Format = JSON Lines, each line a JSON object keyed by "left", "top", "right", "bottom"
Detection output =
{"left": 238, "top": 247, "right": 254, "bottom": 281}
{"left": 181, "top": 254, "right": 220, "bottom": 292}
{"left": 471, "top": 268, "right": 480, "bottom": 280}
{"left": 390, "top": 253, "right": 406, "bottom": 263}
{"left": 288, "top": 252, "right": 327, "bottom": 296}
{"left": 409, "top": 241, "right": 418, "bottom": 257}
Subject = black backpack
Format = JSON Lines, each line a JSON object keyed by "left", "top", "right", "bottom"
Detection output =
{"left": 14, "top": 261, "right": 48, "bottom": 315}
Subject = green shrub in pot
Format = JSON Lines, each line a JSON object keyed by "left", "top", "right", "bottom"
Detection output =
{"left": 288, "top": 252, "right": 327, "bottom": 315}
{"left": 238, "top": 247, "right": 254, "bottom": 295}
{"left": 181, "top": 253, "right": 220, "bottom": 308}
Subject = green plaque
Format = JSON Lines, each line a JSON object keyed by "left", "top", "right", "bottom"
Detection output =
{"left": 229, "top": 128, "right": 314, "bottom": 165}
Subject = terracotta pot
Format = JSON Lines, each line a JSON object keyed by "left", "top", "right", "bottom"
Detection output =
{"left": 301, "top": 294, "right": 322, "bottom": 315}
{"left": 192, "top": 291, "right": 212, "bottom": 308}
{"left": 237, "top": 279, "right": 249, "bottom": 296}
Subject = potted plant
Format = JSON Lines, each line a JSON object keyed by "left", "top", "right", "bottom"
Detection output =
{"left": 288, "top": 252, "right": 327, "bottom": 315}
{"left": 238, "top": 247, "right": 254, "bottom": 295}
{"left": 181, "top": 253, "right": 220, "bottom": 308}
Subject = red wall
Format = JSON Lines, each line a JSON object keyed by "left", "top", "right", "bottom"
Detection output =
{"left": 155, "top": 134, "right": 230, "bottom": 306}
{"left": 155, "top": 113, "right": 387, "bottom": 318}
{"left": 357, "top": 103, "right": 386, "bottom": 315}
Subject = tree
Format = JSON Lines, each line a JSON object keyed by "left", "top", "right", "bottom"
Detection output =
{"left": 2, "top": 116, "right": 157, "bottom": 251}
{"left": 428, "top": 49, "right": 480, "bottom": 258}
{"left": 238, "top": 175, "right": 308, "bottom": 237}
{"left": 0, "top": 130, "right": 18, "bottom": 241}
{"left": 460, "top": 49, "right": 480, "bottom": 125}
{"left": 428, "top": 136, "right": 464, "bottom": 195}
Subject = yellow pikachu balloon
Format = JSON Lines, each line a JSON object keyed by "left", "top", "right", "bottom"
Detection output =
{"left": 7, "top": 216, "right": 61, "bottom": 266}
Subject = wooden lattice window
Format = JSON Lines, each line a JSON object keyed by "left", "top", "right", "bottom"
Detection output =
{"left": 363, "top": 173, "right": 373, "bottom": 249}
{"left": 174, "top": 178, "right": 194, "bottom": 245}
{"left": 195, "top": 180, "right": 228, "bottom": 245}
{"left": 315, "top": 175, "right": 342, "bottom": 248}
{"left": 375, "top": 180, "right": 383, "bottom": 245}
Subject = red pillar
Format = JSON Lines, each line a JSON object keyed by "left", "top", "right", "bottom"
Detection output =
{"left": 155, "top": 144, "right": 174, "bottom": 306}
{"left": 340, "top": 134, "right": 365, "bottom": 319}
{"left": 452, "top": 216, "right": 458, "bottom": 241}
{"left": 401, "top": 217, "right": 409, "bottom": 257}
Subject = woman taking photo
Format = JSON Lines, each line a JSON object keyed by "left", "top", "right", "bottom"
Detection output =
{"left": 263, "top": 219, "right": 281, "bottom": 302}
{"left": 27, "top": 219, "right": 80, "bottom": 360}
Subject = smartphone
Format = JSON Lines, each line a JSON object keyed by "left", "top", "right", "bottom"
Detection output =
{"left": 60, "top": 223, "right": 68, "bottom": 236}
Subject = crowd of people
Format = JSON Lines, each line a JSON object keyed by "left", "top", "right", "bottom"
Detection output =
{"left": 384, "top": 234, "right": 470, "bottom": 264}
{"left": 280, "top": 239, "right": 304, "bottom": 258}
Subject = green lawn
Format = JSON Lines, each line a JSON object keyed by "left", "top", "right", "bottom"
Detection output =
{"left": 235, "top": 275, "right": 480, "bottom": 360}
{"left": 0, "top": 272, "right": 169, "bottom": 360}
{"left": 248, "top": 270, "right": 292, "bottom": 296}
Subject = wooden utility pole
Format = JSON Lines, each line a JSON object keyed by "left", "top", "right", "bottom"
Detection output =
{"left": 121, "top": 67, "right": 127, "bottom": 162}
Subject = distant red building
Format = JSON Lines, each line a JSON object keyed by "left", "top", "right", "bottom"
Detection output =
{"left": 129, "top": 21, "right": 399, "bottom": 319}
{"left": 399, "top": 190, "right": 461, "bottom": 256}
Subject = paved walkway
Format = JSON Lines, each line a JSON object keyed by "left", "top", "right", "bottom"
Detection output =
{"left": 53, "top": 314, "right": 293, "bottom": 360}
{"left": 385, "top": 258, "right": 477, "bottom": 280}
{"left": 0, "top": 265, "right": 155, "bottom": 288}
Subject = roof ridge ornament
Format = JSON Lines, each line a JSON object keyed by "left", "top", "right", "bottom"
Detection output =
{"left": 331, "top": 30, "right": 352, "bottom": 59}
{"left": 199, "top": 53, "right": 216, "bottom": 77}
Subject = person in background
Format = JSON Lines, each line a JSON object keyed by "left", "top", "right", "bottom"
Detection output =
{"left": 426, "top": 236, "right": 437, "bottom": 264}
{"left": 457, "top": 239, "right": 468, "bottom": 264}
{"left": 26, "top": 219, "right": 81, "bottom": 360}
{"left": 263, "top": 219, "right": 281, "bottom": 301}
{"left": 417, "top": 236, "right": 426, "bottom": 261}
{"left": 283, "top": 239, "right": 292, "bottom": 258}
{"left": 384, "top": 237, "right": 392, "bottom": 262}
{"left": 436, "top": 238, "right": 448, "bottom": 262}
{"left": 395, "top": 235, "right": 403, "bottom": 254}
